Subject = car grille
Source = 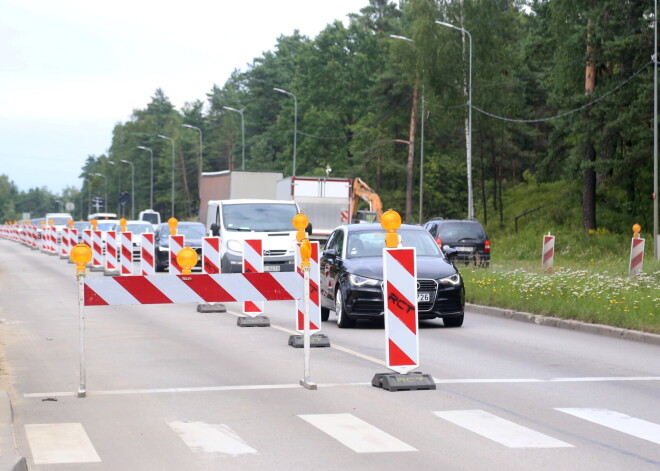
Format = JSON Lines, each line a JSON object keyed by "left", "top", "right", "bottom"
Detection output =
{"left": 263, "top": 250, "right": 287, "bottom": 257}
{"left": 417, "top": 279, "right": 438, "bottom": 312}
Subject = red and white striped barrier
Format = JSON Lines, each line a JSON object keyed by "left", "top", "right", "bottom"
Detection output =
{"left": 105, "top": 231, "right": 118, "bottom": 273}
{"left": 84, "top": 273, "right": 303, "bottom": 306}
{"left": 91, "top": 230, "right": 104, "bottom": 270}
{"left": 243, "top": 239, "right": 264, "bottom": 315}
{"left": 28, "top": 225, "right": 38, "bottom": 249}
{"left": 59, "top": 228, "right": 70, "bottom": 258}
{"left": 383, "top": 247, "right": 419, "bottom": 374}
{"left": 542, "top": 233, "right": 555, "bottom": 273}
{"left": 67, "top": 228, "right": 78, "bottom": 259}
{"left": 296, "top": 241, "right": 320, "bottom": 333}
{"left": 169, "top": 235, "right": 185, "bottom": 275}
{"left": 120, "top": 232, "right": 133, "bottom": 276}
{"left": 141, "top": 233, "right": 155, "bottom": 276}
{"left": 629, "top": 238, "right": 645, "bottom": 277}
{"left": 202, "top": 237, "right": 221, "bottom": 274}
{"left": 44, "top": 226, "right": 56, "bottom": 254}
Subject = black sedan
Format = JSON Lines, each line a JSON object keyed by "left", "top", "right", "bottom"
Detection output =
{"left": 154, "top": 222, "right": 205, "bottom": 272}
{"left": 320, "top": 223, "right": 465, "bottom": 328}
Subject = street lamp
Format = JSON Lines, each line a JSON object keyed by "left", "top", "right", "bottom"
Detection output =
{"left": 390, "top": 35, "right": 426, "bottom": 224}
{"left": 120, "top": 160, "right": 135, "bottom": 219}
{"left": 107, "top": 161, "right": 119, "bottom": 215}
{"left": 137, "top": 146, "right": 154, "bottom": 209}
{"left": 92, "top": 173, "right": 107, "bottom": 213}
{"left": 436, "top": 20, "right": 473, "bottom": 220}
{"left": 273, "top": 88, "right": 298, "bottom": 177}
{"left": 182, "top": 124, "right": 203, "bottom": 207}
{"left": 223, "top": 106, "right": 245, "bottom": 170}
{"left": 158, "top": 135, "right": 176, "bottom": 217}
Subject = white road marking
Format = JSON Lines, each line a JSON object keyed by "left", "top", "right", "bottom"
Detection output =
{"left": 168, "top": 421, "right": 257, "bottom": 456}
{"left": 25, "top": 423, "right": 101, "bottom": 464}
{"left": 298, "top": 413, "right": 416, "bottom": 453}
{"left": 433, "top": 410, "right": 574, "bottom": 448}
{"left": 556, "top": 408, "right": 660, "bottom": 445}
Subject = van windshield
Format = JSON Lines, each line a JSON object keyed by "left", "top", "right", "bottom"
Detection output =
{"left": 222, "top": 203, "right": 298, "bottom": 232}
{"left": 141, "top": 213, "right": 159, "bottom": 224}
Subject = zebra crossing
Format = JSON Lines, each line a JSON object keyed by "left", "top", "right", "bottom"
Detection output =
{"left": 23, "top": 406, "right": 660, "bottom": 465}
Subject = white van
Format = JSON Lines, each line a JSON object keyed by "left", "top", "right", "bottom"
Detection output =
{"left": 206, "top": 199, "right": 304, "bottom": 273}
{"left": 138, "top": 209, "right": 161, "bottom": 230}
{"left": 45, "top": 212, "right": 73, "bottom": 242}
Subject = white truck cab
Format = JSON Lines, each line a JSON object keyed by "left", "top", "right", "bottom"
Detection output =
{"left": 206, "top": 199, "right": 305, "bottom": 273}
{"left": 138, "top": 209, "right": 161, "bottom": 230}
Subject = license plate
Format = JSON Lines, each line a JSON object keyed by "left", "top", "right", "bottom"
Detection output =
{"left": 456, "top": 246, "right": 474, "bottom": 252}
{"left": 417, "top": 292, "right": 430, "bottom": 302}
{"left": 264, "top": 265, "right": 280, "bottom": 272}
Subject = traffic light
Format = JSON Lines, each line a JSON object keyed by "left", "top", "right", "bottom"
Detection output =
{"left": 119, "top": 191, "right": 130, "bottom": 206}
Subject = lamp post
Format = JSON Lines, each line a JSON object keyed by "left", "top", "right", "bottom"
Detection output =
{"left": 107, "top": 161, "right": 119, "bottom": 215}
{"left": 120, "top": 160, "right": 135, "bottom": 220}
{"left": 157, "top": 135, "right": 175, "bottom": 217}
{"left": 436, "top": 20, "right": 473, "bottom": 220}
{"left": 390, "top": 35, "right": 426, "bottom": 223}
{"left": 182, "top": 124, "right": 203, "bottom": 209}
{"left": 273, "top": 88, "right": 298, "bottom": 177}
{"left": 223, "top": 106, "right": 245, "bottom": 170}
{"left": 92, "top": 173, "right": 107, "bottom": 212}
{"left": 137, "top": 146, "right": 154, "bottom": 209}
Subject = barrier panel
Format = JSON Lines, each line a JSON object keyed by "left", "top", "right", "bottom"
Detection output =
{"left": 243, "top": 239, "right": 264, "bottom": 316}
{"left": 91, "top": 230, "right": 104, "bottom": 270}
{"left": 141, "top": 233, "right": 155, "bottom": 276}
{"left": 542, "top": 233, "right": 555, "bottom": 273}
{"left": 105, "top": 231, "right": 118, "bottom": 274}
{"left": 202, "top": 237, "right": 221, "bottom": 274}
{"left": 120, "top": 232, "right": 133, "bottom": 276}
{"left": 629, "top": 237, "right": 645, "bottom": 277}
{"left": 59, "top": 228, "right": 70, "bottom": 259}
{"left": 168, "top": 235, "right": 184, "bottom": 275}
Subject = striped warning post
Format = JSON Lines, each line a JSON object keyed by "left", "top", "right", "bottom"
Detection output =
{"left": 67, "top": 228, "right": 78, "bottom": 260}
{"left": 296, "top": 241, "right": 321, "bottom": 333}
{"left": 243, "top": 239, "right": 264, "bottom": 315}
{"left": 141, "top": 233, "right": 155, "bottom": 276}
{"left": 59, "top": 228, "right": 70, "bottom": 258}
{"left": 542, "top": 233, "right": 555, "bottom": 273}
{"left": 383, "top": 247, "right": 419, "bottom": 375}
{"left": 92, "top": 230, "right": 104, "bottom": 269}
{"left": 43, "top": 225, "right": 54, "bottom": 254}
{"left": 105, "top": 231, "right": 118, "bottom": 273}
{"left": 84, "top": 272, "right": 303, "bottom": 306}
{"left": 202, "top": 237, "right": 221, "bottom": 274}
{"left": 28, "top": 225, "right": 38, "bottom": 249}
{"left": 629, "top": 238, "right": 645, "bottom": 277}
{"left": 169, "top": 235, "right": 185, "bottom": 275}
{"left": 120, "top": 232, "right": 133, "bottom": 276}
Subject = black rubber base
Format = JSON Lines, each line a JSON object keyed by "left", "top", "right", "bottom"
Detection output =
{"left": 288, "top": 334, "right": 331, "bottom": 348}
{"left": 372, "top": 372, "right": 436, "bottom": 392}
{"left": 197, "top": 303, "right": 227, "bottom": 313}
{"left": 237, "top": 316, "right": 270, "bottom": 327}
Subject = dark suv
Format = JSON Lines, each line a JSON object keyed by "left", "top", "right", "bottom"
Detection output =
{"left": 423, "top": 218, "right": 490, "bottom": 267}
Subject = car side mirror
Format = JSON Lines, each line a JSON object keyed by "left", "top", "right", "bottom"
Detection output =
{"left": 323, "top": 248, "right": 337, "bottom": 259}
{"left": 443, "top": 246, "right": 458, "bottom": 261}
{"left": 210, "top": 223, "right": 220, "bottom": 237}
{"left": 306, "top": 223, "right": 313, "bottom": 236}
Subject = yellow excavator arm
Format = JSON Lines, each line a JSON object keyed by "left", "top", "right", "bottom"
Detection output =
{"left": 351, "top": 178, "right": 383, "bottom": 222}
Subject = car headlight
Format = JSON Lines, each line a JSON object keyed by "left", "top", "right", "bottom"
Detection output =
{"left": 349, "top": 274, "right": 381, "bottom": 287}
{"left": 227, "top": 239, "right": 244, "bottom": 253}
{"left": 439, "top": 274, "right": 461, "bottom": 286}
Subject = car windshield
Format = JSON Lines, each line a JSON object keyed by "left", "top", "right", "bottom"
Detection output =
{"left": 121, "top": 223, "right": 153, "bottom": 234}
{"left": 50, "top": 217, "right": 72, "bottom": 226}
{"left": 73, "top": 222, "right": 90, "bottom": 230}
{"left": 347, "top": 229, "right": 441, "bottom": 258}
{"left": 222, "top": 203, "right": 298, "bottom": 232}
{"left": 437, "top": 222, "right": 486, "bottom": 240}
{"left": 97, "top": 222, "right": 119, "bottom": 231}
{"left": 159, "top": 224, "right": 205, "bottom": 238}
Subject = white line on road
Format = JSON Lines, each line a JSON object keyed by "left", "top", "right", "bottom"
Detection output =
{"left": 25, "top": 423, "right": 102, "bottom": 464}
{"left": 556, "top": 408, "right": 660, "bottom": 445}
{"left": 298, "top": 413, "right": 417, "bottom": 453}
{"left": 433, "top": 410, "right": 574, "bottom": 448}
{"left": 168, "top": 421, "right": 258, "bottom": 456}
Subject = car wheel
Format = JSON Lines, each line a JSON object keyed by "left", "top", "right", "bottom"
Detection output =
{"left": 335, "top": 289, "right": 355, "bottom": 328}
{"left": 443, "top": 314, "right": 464, "bottom": 328}
{"left": 321, "top": 306, "right": 330, "bottom": 322}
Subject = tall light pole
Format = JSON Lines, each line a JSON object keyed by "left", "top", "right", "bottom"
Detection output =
{"left": 158, "top": 135, "right": 175, "bottom": 217}
{"left": 223, "top": 106, "right": 245, "bottom": 170}
{"left": 107, "top": 161, "right": 119, "bottom": 215}
{"left": 273, "top": 88, "right": 298, "bottom": 176}
{"left": 120, "top": 160, "right": 135, "bottom": 219}
{"left": 390, "top": 35, "right": 426, "bottom": 223}
{"left": 182, "top": 124, "right": 203, "bottom": 211}
{"left": 137, "top": 146, "right": 154, "bottom": 210}
{"left": 436, "top": 20, "right": 473, "bottom": 220}
{"left": 654, "top": 0, "right": 659, "bottom": 259}
{"left": 93, "top": 173, "right": 107, "bottom": 213}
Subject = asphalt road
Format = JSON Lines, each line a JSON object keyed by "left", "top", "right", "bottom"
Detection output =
{"left": 0, "top": 240, "right": 659, "bottom": 470}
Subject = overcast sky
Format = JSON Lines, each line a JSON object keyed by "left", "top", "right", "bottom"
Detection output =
{"left": 0, "top": 0, "right": 369, "bottom": 194}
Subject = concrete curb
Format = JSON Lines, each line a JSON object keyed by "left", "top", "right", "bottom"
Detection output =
{"left": 0, "top": 392, "right": 27, "bottom": 471}
{"left": 467, "top": 303, "right": 660, "bottom": 346}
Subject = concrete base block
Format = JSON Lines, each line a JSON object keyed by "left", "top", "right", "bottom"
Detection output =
{"left": 197, "top": 303, "right": 227, "bottom": 313}
{"left": 288, "top": 334, "right": 331, "bottom": 348}
{"left": 372, "top": 372, "right": 436, "bottom": 392}
{"left": 237, "top": 316, "right": 270, "bottom": 327}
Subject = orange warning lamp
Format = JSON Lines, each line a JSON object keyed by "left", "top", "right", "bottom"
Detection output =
{"left": 632, "top": 224, "right": 641, "bottom": 239}
{"left": 68, "top": 220, "right": 74, "bottom": 228}
{"left": 70, "top": 243, "right": 92, "bottom": 275}
{"left": 292, "top": 213, "right": 309, "bottom": 243}
{"left": 91, "top": 219, "right": 98, "bottom": 231}
{"left": 300, "top": 238, "right": 312, "bottom": 269}
{"left": 120, "top": 218, "right": 127, "bottom": 232}
{"left": 168, "top": 217, "right": 178, "bottom": 236}
{"left": 381, "top": 209, "right": 402, "bottom": 248}
{"left": 177, "top": 247, "right": 198, "bottom": 275}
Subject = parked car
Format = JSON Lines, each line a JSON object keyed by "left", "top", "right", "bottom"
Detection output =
{"left": 112, "top": 221, "right": 154, "bottom": 260}
{"left": 154, "top": 222, "right": 205, "bottom": 272}
{"left": 423, "top": 218, "right": 490, "bottom": 267}
{"left": 72, "top": 221, "right": 91, "bottom": 243}
{"left": 320, "top": 223, "right": 465, "bottom": 328}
